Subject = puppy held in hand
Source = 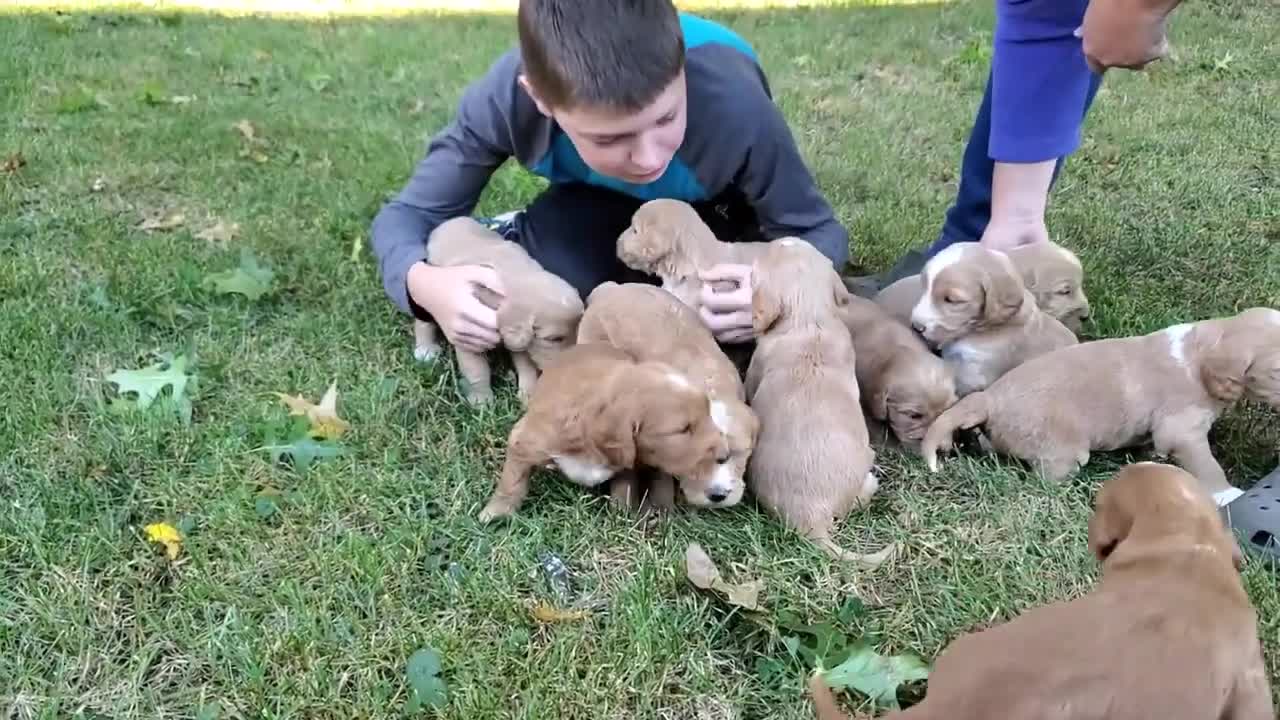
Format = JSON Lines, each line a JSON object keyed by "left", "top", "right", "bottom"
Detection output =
{"left": 809, "top": 463, "right": 1271, "bottom": 720}
{"left": 478, "top": 342, "right": 730, "bottom": 522}
{"left": 616, "top": 198, "right": 770, "bottom": 310}
{"left": 911, "top": 243, "right": 1077, "bottom": 395}
{"left": 839, "top": 295, "right": 957, "bottom": 449}
{"left": 745, "top": 240, "right": 888, "bottom": 565}
{"left": 875, "top": 241, "right": 1090, "bottom": 332}
{"left": 414, "top": 217, "right": 583, "bottom": 405}
{"left": 922, "top": 307, "right": 1280, "bottom": 499}
{"left": 577, "top": 281, "right": 758, "bottom": 513}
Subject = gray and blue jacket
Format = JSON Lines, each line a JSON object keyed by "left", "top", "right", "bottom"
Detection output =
{"left": 371, "top": 13, "right": 849, "bottom": 316}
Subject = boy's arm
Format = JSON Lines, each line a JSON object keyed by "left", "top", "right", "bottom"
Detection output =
{"left": 370, "top": 52, "right": 522, "bottom": 317}
{"left": 735, "top": 96, "right": 850, "bottom": 269}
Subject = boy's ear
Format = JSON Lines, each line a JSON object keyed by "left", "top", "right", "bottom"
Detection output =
{"left": 517, "top": 74, "right": 553, "bottom": 117}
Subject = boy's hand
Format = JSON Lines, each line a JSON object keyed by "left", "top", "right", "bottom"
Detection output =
{"left": 407, "top": 262, "right": 506, "bottom": 354}
{"left": 1075, "top": 0, "right": 1180, "bottom": 74}
{"left": 698, "top": 264, "right": 755, "bottom": 345}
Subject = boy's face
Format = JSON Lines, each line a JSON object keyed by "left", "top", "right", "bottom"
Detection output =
{"left": 522, "top": 72, "right": 688, "bottom": 185}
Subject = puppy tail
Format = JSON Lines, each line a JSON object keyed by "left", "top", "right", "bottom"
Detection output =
{"left": 920, "top": 392, "right": 990, "bottom": 472}
{"left": 808, "top": 673, "right": 851, "bottom": 720}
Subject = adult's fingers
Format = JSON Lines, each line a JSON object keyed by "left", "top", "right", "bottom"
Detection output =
{"left": 701, "top": 286, "right": 753, "bottom": 314}
{"left": 702, "top": 307, "right": 753, "bottom": 334}
{"left": 716, "top": 326, "right": 755, "bottom": 345}
{"left": 698, "top": 263, "right": 752, "bottom": 285}
{"left": 463, "top": 264, "right": 506, "bottom": 300}
{"left": 458, "top": 316, "right": 501, "bottom": 348}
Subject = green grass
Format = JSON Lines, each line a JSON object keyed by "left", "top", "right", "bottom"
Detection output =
{"left": 2, "top": 1, "right": 1279, "bottom": 718}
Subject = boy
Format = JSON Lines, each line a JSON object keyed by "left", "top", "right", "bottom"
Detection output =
{"left": 371, "top": 0, "right": 849, "bottom": 352}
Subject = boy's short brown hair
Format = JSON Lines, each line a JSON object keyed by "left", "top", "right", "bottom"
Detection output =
{"left": 517, "top": 0, "right": 685, "bottom": 113}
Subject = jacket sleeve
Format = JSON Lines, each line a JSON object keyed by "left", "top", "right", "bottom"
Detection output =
{"left": 369, "top": 51, "right": 521, "bottom": 317}
{"left": 735, "top": 93, "right": 850, "bottom": 269}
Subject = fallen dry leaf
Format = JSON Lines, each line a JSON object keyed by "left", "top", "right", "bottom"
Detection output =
{"left": 90, "top": 177, "right": 107, "bottom": 192}
{"left": 233, "top": 119, "right": 258, "bottom": 143}
{"left": 138, "top": 212, "right": 186, "bottom": 232}
{"left": 275, "top": 380, "right": 350, "bottom": 440}
{"left": 169, "top": 95, "right": 196, "bottom": 105}
{"left": 195, "top": 221, "right": 240, "bottom": 245}
{"left": 529, "top": 602, "right": 589, "bottom": 624}
{"left": 685, "top": 542, "right": 764, "bottom": 610}
{"left": 2, "top": 153, "right": 25, "bottom": 174}
{"left": 144, "top": 522, "right": 183, "bottom": 560}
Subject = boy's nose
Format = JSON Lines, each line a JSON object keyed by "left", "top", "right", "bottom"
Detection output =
{"left": 630, "top": 141, "right": 663, "bottom": 173}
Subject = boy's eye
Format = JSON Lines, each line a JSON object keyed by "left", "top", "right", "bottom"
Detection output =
{"left": 656, "top": 111, "right": 677, "bottom": 126}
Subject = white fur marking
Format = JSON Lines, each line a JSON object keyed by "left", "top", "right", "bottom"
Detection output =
{"left": 552, "top": 455, "right": 614, "bottom": 486}
{"left": 709, "top": 400, "right": 730, "bottom": 434}
{"left": 778, "top": 239, "right": 798, "bottom": 247}
{"left": 1164, "top": 323, "right": 1193, "bottom": 368}
{"left": 1214, "top": 487, "right": 1245, "bottom": 507}
{"left": 666, "top": 372, "right": 693, "bottom": 389}
{"left": 1265, "top": 309, "right": 1280, "bottom": 326}
{"left": 912, "top": 245, "right": 966, "bottom": 328}
{"left": 707, "top": 463, "right": 737, "bottom": 500}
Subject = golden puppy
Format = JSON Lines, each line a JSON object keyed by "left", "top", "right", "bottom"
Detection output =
{"left": 576, "top": 281, "right": 758, "bottom": 512}
{"left": 840, "top": 295, "right": 957, "bottom": 449}
{"left": 415, "top": 217, "right": 584, "bottom": 405}
{"left": 478, "top": 342, "right": 730, "bottom": 522}
{"left": 922, "top": 307, "right": 1280, "bottom": 499}
{"left": 745, "top": 240, "right": 887, "bottom": 565}
{"left": 809, "top": 463, "right": 1271, "bottom": 720}
{"left": 910, "top": 243, "right": 1077, "bottom": 396}
{"left": 615, "top": 198, "right": 771, "bottom": 310}
{"left": 874, "top": 241, "right": 1090, "bottom": 332}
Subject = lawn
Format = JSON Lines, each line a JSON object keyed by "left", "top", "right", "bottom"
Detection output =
{"left": 2, "top": 0, "right": 1278, "bottom": 718}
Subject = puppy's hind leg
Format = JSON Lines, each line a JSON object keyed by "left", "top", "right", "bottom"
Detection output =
{"left": 455, "top": 348, "right": 495, "bottom": 406}
{"left": 1032, "top": 451, "right": 1088, "bottom": 482}
{"left": 413, "top": 319, "right": 444, "bottom": 362}
{"left": 511, "top": 351, "right": 539, "bottom": 406}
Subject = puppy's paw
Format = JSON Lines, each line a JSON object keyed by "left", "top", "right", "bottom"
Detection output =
{"left": 478, "top": 499, "right": 514, "bottom": 524}
{"left": 413, "top": 343, "right": 442, "bottom": 363}
{"left": 463, "top": 386, "right": 495, "bottom": 407}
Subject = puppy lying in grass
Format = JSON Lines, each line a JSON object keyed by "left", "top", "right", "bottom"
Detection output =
{"left": 576, "top": 281, "right": 758, "bottom": 512}
{"left": 921, "top": 307, "right": 1280, "bottom": 499}
{"left": 839, "top": 295, "right": 957, "bottom": 451}
{"left": 478, "top": 342, "right": 730, "bottom": 523}
{"left": 414, "top": 217, "right": 583, "bottom": 405}
{"left": 910, "top": 243, "right": 1078, "bottom": 396}
{"left": 875, "top": 241, "right": 1090, "bottom": 332}
{"left": 810, "top": 462, "right": 1271, "bottom": 720}
{"left": 616, "top": 198, "right": 770, "bottom": 310}
{"left": 745, "top": 240, "right": 889, "bottom": 565}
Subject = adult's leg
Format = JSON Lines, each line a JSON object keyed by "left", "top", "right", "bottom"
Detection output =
{"left": 508, "top": 183, "right": 654, "bottom": 299}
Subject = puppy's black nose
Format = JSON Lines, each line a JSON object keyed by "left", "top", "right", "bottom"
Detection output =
{"left": 707, "top": 491, "right": 728, "bottom": 504}
{"left": 911, "top": 321, "right": 925, "bottom": 335}
{"left": 715, "top": 452, "right": 730, "bottom": 465}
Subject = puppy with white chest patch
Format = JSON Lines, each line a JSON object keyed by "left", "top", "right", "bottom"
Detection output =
{"left": 874, "top": 240, "right": 1091, "bottom": 332}
{"left": 576, "top": 281, "right": 758, "bottom": 512}
{"left": 745, "top": 240, "right": 889, "bottom": 565}
{"left": 839, "top": 295, "right": 957, "bottom": 450}
{"left": 478, "top": 342, "right": 731, "bottom": 523}
{"left": 414, "top": 217, "right": 584, "bottom": 405}
{"left": 911, "top": 243, "right": 1078, "bottom": 396}
{"left": 615, "top": 198, "right": 772, "bottom": 310}
{"left": 922, "top": 307, "right": 1280, "bottom": 501}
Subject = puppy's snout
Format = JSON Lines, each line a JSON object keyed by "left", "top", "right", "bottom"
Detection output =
{"left": 911, "top": 320, "right": 926, "bottom": 335}
{"left": 706, "top": 489, "right": 729, "bottom": 504}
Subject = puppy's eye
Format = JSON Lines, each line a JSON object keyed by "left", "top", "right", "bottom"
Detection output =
{"left": 906, "top": 411, "right": 924, "bottom": 421}
{"left": 670, "top": 423, "right": 693, "bottom": 435}
{"left": 943, "top": 292, "right": 963, "bottom": 305}
{"left": 1056, "top": 287, "right": 1074, "bottom": 296}
{"left": 544, "top": 334, "right": 565, "bottom": 344}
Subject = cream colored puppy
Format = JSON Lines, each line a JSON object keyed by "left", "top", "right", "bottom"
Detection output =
{"left": 839, "top": 295, "right": 957, "bottom": 449}
{"left": 911, "top": 243, "right": 1078, "bottom": 396}
{"left": 576, "top": 281, "right": 758, "bottom": 512}
{"left": 415, "top": 217, "right": 583, "bottom": 405}
{"left": 615, "top": 198, "right": 771, "bottom": 310}
{"left": 875, "top": 241, "right": 1090, "bottom": 332}
{"left": 922, "top": 307, "right": 1280, "bottom": 502}
{"left": 745, "top": 240, "right": 889, "bottom": 565}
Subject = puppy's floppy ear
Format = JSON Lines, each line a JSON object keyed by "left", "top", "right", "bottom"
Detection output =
{"left": 499, "top": 307, "right": 535, "bottom": 351}
{"left": 979, "top": 261, "right": 1025, "bottom": 326}
{"left": 866, "top": 377, "right": 891, "bottom": 422}
{"left": 830, "top": 270, "right": 852, "bottom": 309}
{"left": 1199, "top": 343, "right": 1252, "bottom": 404}
{"left": 1087, "top": 483, "right": 1135, "bottom": 564}
{"left": 751, "top": 275, "right": 782, "bottom": 335}
{"left": 590, "top": 391, "right": 638, "bottom": 469}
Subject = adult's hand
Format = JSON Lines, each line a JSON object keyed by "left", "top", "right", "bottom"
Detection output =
{"left": 1076, "top": 0, "right": 1182, "bottom": 74}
